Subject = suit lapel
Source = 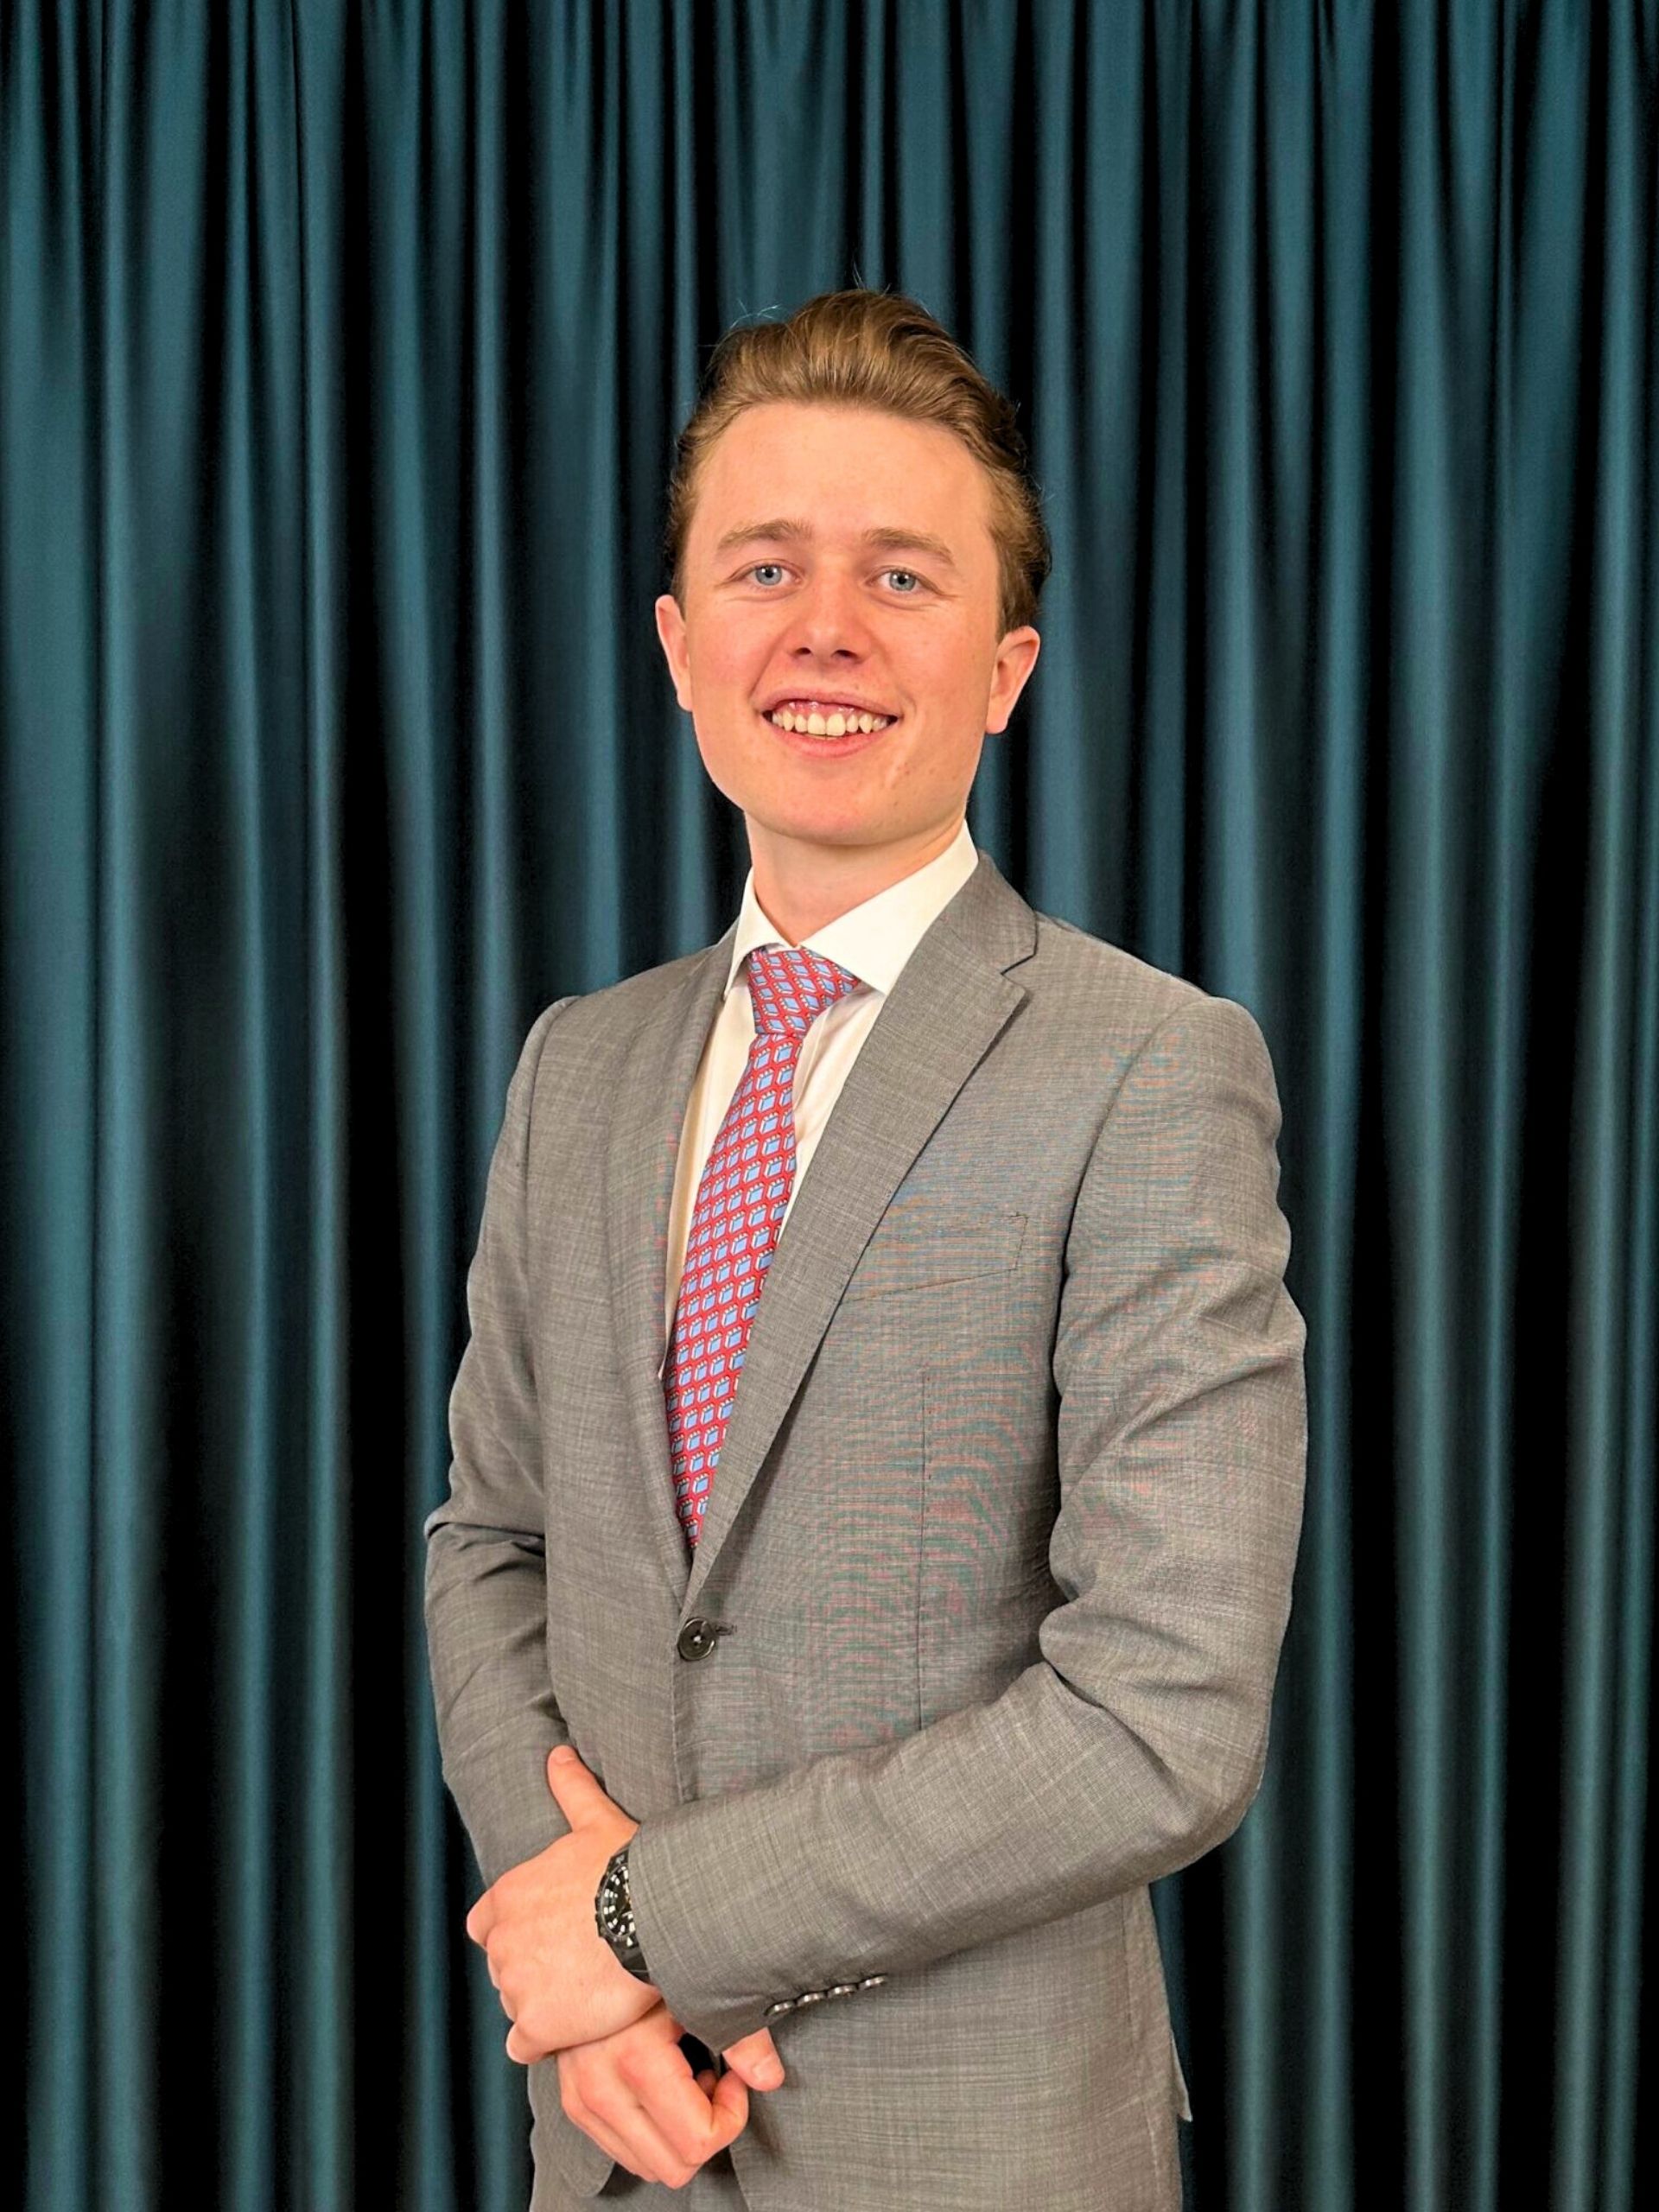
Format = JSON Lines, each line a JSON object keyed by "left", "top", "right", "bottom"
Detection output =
{"left": 605, "top": 925, "right": 738, "bottom": 1600}
{"left": 605, "top": 850, "right": 1039, "bottom": 1609}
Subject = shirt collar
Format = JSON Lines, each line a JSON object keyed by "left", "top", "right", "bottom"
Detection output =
{"left": 722, "top": 817, "right": 979, "bottom": 1001}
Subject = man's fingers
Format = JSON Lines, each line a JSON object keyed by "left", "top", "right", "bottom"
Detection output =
{"left": 557, "top": 2089, "right": 656, "bottom": 2184}
{"left": 544, "top": 1745, "right": 612, "bottom": 1823}
{"left": 720, "top": 2025, "right": 785, "bottom": 2091}
{"left": 559, "top": 2049, "right": 669, "bottom": 2185}
{"left": 505, "top": 2018, "right": 553, "bottom": 2066}
{"left": 561, "top": 2018, "right": 747, "bottom": 2187}
{"left": 573, "top": 2060, "right": 728, "bottom": 2187}
{"left": 620, "top": 2088, "right": 731, "bottom": 2186}
{"left": 710, "top": 2067, "right": 751, "bottom": 2130}
{"left": 625, "top": 2040, "right": 746, "bottom": 2164}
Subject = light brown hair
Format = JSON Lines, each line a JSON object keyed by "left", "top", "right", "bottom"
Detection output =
{"left": 663, "top": 288, "right": 1052, "bottom": 639}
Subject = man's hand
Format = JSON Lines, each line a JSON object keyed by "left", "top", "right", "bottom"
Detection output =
{"left": 556, "top": 2002, "right": 786, "bottom": 2187}
{"left": 466, "top": 1746, "right": 658, "bottom": 2060}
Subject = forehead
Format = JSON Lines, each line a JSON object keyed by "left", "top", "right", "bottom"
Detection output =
{"left": 691, "top": 402, "right": 993, "bottom": 545}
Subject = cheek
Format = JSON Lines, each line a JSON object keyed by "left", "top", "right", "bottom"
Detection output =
{"left": 910, "top": 646, "right": 985, "bottom": 736}
{"left": 893, "top": 703, "right": 982, "bottom": 788}
{"left": 691, "top": 609, "right": 774, "bottom": 684}
{"left": 689, "top": 706, "right": 779, "bottom": 816}
{"left": 689, "top": 714, "right": 746, "bottom": 795}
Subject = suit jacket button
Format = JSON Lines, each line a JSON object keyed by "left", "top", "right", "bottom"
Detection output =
{"left": 796, "top": 1989, "right": 826, "bottom": 2005}
{"left": 828, "top": 1984, "right": 857, "bottom": 1999}
{"left": 764, "top": 1999, "right": 794, "bottom": 2019}
{"left": 676, "top": 1618, "right": 721, "bottom": 1661}
{"left": 858, "top": 1975, "right": 887, "bottom": 1990}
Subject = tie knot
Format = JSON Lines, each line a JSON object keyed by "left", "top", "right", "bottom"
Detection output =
{"left": 746, "top": 944, "right": 861, "bottom": 1038}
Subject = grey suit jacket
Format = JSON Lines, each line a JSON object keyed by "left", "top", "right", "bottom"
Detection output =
{"left": 424, "top": 850, "right": 1307, "bottom": 2211}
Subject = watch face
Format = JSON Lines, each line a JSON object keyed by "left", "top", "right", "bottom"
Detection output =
{"left": 599, "top": 1855, "right": 632, "bottom": 1937}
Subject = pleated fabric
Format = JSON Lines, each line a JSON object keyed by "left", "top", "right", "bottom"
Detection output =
{"left": 3, "top": 4, "right": 1653, "bottom": 2209}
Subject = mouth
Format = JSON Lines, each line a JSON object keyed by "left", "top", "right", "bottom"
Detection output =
{"left": 757, "top": 696, "right": 901, "bottom": 757}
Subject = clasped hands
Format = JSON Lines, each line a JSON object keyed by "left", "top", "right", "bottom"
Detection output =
{"left": 465, "top": 1746, "right": 784, "bottom": 2189}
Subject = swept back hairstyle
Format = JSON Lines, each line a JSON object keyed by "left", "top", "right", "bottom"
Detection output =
{"left": 662, "top": 288, "right": 1052, "bottom": 639}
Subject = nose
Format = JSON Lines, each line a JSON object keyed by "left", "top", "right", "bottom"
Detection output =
{"left": 784, "top": 563, "right": 874, "bottom": 666}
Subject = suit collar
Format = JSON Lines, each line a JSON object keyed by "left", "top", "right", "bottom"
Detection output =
{"left": 606, "top": 847, "right": 1039, "bottom": 1605}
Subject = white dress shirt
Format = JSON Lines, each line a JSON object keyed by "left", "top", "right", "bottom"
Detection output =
{"left": 663, "top": 818, "right": 979, "bottom": 1352}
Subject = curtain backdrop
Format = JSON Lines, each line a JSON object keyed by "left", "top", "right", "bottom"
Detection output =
{"left": 5, "top": 3, "right": 1655, "bottom": 2208}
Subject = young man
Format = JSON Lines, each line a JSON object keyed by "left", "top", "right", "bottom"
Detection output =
{"left": 425, "top": 289, "right": 1307, "bottom": 2210}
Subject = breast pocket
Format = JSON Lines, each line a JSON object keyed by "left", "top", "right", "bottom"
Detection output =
{"left": 840, "top": 1203, "right": 1027, "bottom": 1300}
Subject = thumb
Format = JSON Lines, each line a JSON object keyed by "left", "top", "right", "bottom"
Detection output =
{"left": 544, "top": 1744, "right": 604, "bottom": 1818}
{"left": 720, "top": 2026, "right": 785, "bottom": 2091}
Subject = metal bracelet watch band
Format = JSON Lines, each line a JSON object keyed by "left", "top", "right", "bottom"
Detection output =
{"left": 594, "top": 1843, "right": 653, "bottom": 1982}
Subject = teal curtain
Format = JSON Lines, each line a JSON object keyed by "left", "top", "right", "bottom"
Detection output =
{"left": 6, "top": 4, "right": 1655, "bottom": 2207}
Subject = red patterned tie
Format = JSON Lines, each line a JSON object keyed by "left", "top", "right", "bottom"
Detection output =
{"left": 664, "top": 944, "right": 862, "bottom": 1548}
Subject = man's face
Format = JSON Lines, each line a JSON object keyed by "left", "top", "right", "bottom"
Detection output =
{"left": 654, "top": 402, "right": 1040, "bottom": 874}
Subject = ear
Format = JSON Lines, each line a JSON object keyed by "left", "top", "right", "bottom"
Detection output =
{"left": 985, "top": 626, "right": 1041, "bottom": 734}
{"left": 654, "top": 593, "right": 694, "bottom": 713}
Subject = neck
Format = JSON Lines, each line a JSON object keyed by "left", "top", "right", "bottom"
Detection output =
{"left": 747, "top": 818, "right": 963, "bottom": 944}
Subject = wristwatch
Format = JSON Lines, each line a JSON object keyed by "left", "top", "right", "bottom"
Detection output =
{"left": 594, "top": 1844, "right": 653, "bottom": 1982}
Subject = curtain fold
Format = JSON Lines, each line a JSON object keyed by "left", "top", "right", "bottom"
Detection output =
{"left": 4, "top": 4, "right": 1653, "bottom": 2207}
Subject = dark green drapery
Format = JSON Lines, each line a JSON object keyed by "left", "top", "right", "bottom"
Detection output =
{"left": 5, "top": 3, "right": 1655, "bottom": 2207}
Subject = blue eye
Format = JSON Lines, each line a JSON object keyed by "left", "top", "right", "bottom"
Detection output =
{"left": 743, "top": 562, "right": 925, "bottom": 593}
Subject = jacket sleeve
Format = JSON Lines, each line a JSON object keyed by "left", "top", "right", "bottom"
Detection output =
{"left": 626, "top": 991, "right": 1308, "bottom": 2054}
{"left": 423, "top": 996, "right": 580, "bottom": 1891}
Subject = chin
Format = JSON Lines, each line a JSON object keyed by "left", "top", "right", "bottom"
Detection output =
{"left": 757, "top": 813, "right": 876, "bottom": 849}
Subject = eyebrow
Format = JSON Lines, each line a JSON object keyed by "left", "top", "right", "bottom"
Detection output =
{"left": 713, "top": 518, "right": 960, "bottom": 573}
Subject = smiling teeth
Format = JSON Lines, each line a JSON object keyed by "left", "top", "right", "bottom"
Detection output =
{"left": 766, "top": 703, "right": 894, "bottom": 735}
